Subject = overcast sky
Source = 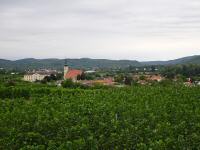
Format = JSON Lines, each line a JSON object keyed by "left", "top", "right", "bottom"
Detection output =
{"left": 0, "top": 0, "right": 200, "bottom": 61}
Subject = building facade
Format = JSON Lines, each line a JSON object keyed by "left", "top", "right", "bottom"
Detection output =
{"left": 24, "top": 73, "right": 48, "bottom": 82}
{"left": 24, "top": 70, "right": 57, "bottom": 82}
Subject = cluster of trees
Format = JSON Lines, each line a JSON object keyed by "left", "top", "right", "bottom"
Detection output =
{"left": 114, "top": 74, "right": 132, "bottom": 85}
{"left": 61, "top": 79, "right": 86, "bottom": 89}
{"left": 161, "top": 64, "right": 200, "bottom": 80}
{"left": 77, "top": 72, "right": 102, "bottom": 81}
{"left": 40, "top": 73, "right": 63, "bottom": 84}
{"left": 0, "top": 69, "right": 6, "bottom": 74}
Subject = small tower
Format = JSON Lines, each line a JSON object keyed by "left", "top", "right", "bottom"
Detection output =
{"left": 64, "top": 59, "right": 69, "bottom": 79}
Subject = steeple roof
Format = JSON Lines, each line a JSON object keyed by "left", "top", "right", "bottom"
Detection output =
{"left": 64, "top": 59, "right": 68, "bottom": 66}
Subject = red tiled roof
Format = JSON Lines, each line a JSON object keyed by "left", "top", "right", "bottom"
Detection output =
{"left": 65, "top": 69, "right": 82, "bottom": 79}
{"left": 149, "top": 75, "right": 162, "bottom": 81}
{"left": 79, "top": 78, "right": 115, "bottom": 85}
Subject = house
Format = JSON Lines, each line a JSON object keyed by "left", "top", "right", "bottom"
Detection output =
{"left": 148, "top": 75, "right": 163, "bottom": 82}
{"left": 193, "top": 81, "right": 200, "bottom": 86}
{"left": 133, "top": 74, "right": 163, "bottom": 82}
{"left": 93, "top": 78, "right": 115, "bottom": 86}
{"left": 64, "top": 60, "right": 83, "bottom": 82}
{"left": 85, "top": 70, "right": 96, "bottom": 74}
{"left": 184, "top": 82, "right": 193, "bottom": 87}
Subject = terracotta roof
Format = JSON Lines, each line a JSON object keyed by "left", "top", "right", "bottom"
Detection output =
{"left": 149, "top": 75, "right": 162, "bottom": 81}
{"left": 80, "top": 78, "right": 114, "bottom": 85}
{"left": 65, "top": 69, "right": 82, "bottom": 79}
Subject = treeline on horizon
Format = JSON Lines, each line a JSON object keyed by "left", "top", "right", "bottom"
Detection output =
{"left": 0, "top": 55, "right": 200, "bottom": 71}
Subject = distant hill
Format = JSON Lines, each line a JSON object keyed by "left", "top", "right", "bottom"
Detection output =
{"left": 0, "top": 55, "right": 200, "bottom": 71}
{"left": 0, "top": 58, "right": 141, "bottom": 71}
{"left": 141, "top": 55, "right": 200, "bottom": 66}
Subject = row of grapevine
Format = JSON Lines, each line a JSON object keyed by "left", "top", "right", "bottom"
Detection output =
{"left": 0, "top": 85, "right": 200, "bottom": 149}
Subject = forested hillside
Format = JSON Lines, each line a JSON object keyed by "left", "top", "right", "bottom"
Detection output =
{"left": 0, "top": 55, "right": 200, "bottom": 71}
{"left": 141, "top": 55, "right": 200, "bottom": 65}
{"left": 0, "top": 58, "right": 141, "bottom": 70}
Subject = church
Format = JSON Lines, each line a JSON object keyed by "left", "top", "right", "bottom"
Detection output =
{"left": 63, "top": 60, "right": 83, "bottom": 82}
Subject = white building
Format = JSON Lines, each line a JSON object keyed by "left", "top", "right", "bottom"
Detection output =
{"left": 24, "top": 73, "right": 46, "bottom": 82}
{"left": 85, "top": 70, "right": 96, "bottom": 74}
{"left": 24, "top": 70, "right": 57, "bottom": 82}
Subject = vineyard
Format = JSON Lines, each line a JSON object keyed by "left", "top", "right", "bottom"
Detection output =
{"left": 0, "top": 85, "right": 200, "bottom": 149}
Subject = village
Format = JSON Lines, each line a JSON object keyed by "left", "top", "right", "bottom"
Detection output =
{"left": 23, "top": 60, "right": 200, "bottom": 87}
{"left": 23, "top": 62, "right": 159, "bottom": 86}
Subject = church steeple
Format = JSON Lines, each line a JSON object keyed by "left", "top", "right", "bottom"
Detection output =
{"left": 64, "top": 59, "right": 68, "bottom": 66}
{"left": 64, "top": 59, "right": 69, "bottom": 80}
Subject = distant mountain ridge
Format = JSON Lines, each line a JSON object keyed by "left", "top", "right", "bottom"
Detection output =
{"left": 0, "top": 55, "right": 200, "bottom": 71}
{"left": 0, "top": 58, "right": 141, "bottom": 70}
{"left": 141, "top": 55, "right": 200, "bottom": 65}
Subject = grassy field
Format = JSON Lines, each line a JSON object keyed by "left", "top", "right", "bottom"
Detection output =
{"left": 0, "top": 85, "right": 200, "bottom": 149}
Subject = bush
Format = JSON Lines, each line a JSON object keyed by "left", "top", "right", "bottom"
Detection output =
{"left": 158, "top": 79, "right": 173, "bottom": 86}
{"left": 62, "top": 79, "right": 87, "bottom": 89}
{"left": 62, "top": 79, "right": 75, "bottom": 88}
{"left": 5, "top": 80, "right": 16, "bottom": 87}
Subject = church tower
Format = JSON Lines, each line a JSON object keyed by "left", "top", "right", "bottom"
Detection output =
{"left": 64, "top": 59, "right": 69, "bottom": 79}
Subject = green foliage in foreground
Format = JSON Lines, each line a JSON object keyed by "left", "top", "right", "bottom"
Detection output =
{"left": 0, "top": 86, "right": 200, "bottom": 149}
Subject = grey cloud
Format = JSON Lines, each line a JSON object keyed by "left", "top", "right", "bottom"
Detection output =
{"left": 0, "top": 0, "right": 200, "bottom": 60}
